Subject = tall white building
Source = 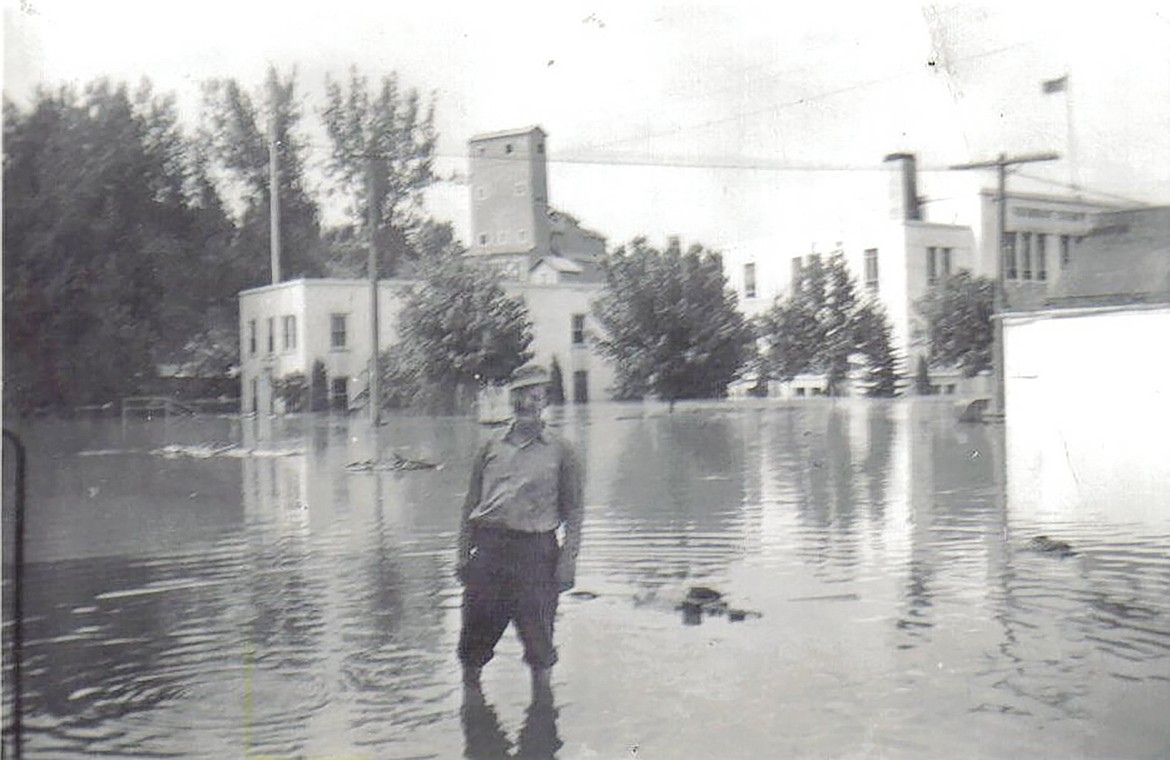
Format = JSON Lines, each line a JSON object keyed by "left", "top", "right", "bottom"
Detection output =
{"left": 725, "top": 153, "right": 1115, "bottom": 396}
{"left": 238, "top": 126, "right": 616, "bottom": 415}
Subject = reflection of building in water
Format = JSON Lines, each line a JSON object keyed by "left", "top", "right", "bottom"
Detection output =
{"left": 1003, "top": 207, "right": 1170, "bottom": 524}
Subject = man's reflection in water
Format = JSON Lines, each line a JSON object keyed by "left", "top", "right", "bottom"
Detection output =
{"left": 461, "top": 683, "right": 562, "bottom": 759}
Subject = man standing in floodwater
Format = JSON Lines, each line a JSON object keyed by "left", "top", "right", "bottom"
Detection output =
{"left": 456, "top": 363, "right": 584, "bottom": 702}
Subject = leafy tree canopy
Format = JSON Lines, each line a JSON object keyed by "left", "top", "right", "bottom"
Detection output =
{"left": 3, "top": 79, "right": 237, "bottom": 412}
{"left": 915, "top": 270, "right": 994, "bottom": 378}
{"left": 201, "top": 65, "right": 323, "bottom": 281}
{"left": 592, "top": 237, "right": 755, "bottom": 402}
{"left": 758, "top": 252, "right": 900, "bottom": 396}
{"left": 391, "top": 255, "right": 533, "bottom": 413}
{"left": 321, "top": 68, "right": 438, "bottom": 277}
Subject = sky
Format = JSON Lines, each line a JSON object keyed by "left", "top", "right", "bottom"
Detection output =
{"left": 5, "top": 0, "right": 1169, "bottom": 262}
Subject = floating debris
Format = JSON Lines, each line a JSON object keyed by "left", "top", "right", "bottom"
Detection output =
{"left": 566, "top": 590, "right": 598, "bottom": 601}
{"left": 345, "top": 452, "right": 441, "bottom": 473}
{"left": 150, "top": 444, "right": 301, "bottom": 459}
{"left": 1026, "top": 535, "right": 1075, "bottom": 557}
{"left": 676, "top": 586, "right": 762, "bottom": 625}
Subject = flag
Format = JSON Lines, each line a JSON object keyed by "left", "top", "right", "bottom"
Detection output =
{"left": 1041, "top": 76, "right": 1068, "bottom": 94}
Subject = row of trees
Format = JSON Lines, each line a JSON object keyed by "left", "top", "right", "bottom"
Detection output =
{"left": 4, "top": 67, "right": 441, "bottom": 413}
{"left": 4, "top": 67, "right": 994, "bottom": 415}
{"left": 371, "top": 235, "right": 992, "bottom": 413}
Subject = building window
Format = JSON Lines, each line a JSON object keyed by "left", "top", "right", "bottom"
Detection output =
{"left": 267, "top": 317, "right": 275, "bottom": 354}
{"left": 330, "top": 314, "right": 347, "bottom": 349}
{"left": 1002, "top": 233, "right": 1017, "bottom": 280}
{"left": 791, "top": 256, "right": 803, "bottom": 285}
{"left": 1060, "top": 235, "right": 1072, "bottom": 270}
{"left": 479, "top": 233, "right": 489, "bottom": 246}
{"left": 497, "top": 230, "right": 508, "bottom": 244}
{"left": 514, "top": 181, "right": 526, "bottom": 196}
{"left": 518, "top": 229, "right": 528, "bottom": 242}
{"left": 475, "top": 186, "right": 487, "bottom": 200}
{"left": 1036, "top": 234, "right": 1048, "bottom": 281}
{"left": 571, "top": 314, "right": 586, "bottom": 345}
{"left": 744, "top": 262, "right": 757, "bottom": 299}
{"left": 927, "top": 246, "right": 953, "bottom": 286}
{"left": 505, "top": 143, "right": 513, "bottom": 154}
{"left": 537, "top": 142, "right": 544, "bottom": 154}
{"left": 282, "top": 315, "right": 297, "bottom": 351}
{"left": 573, "top": 370, "right": 589, "bottom": 404}
{"left": 330, "top": 377, "right": 348, "bottom": 411}
{"left": 248, "top": 320, "right": 257, "bottom": 356}
{"left": 864, "top": 249, "right": 879, "bottom": 292}
{"left": 1020, "top": 232, "right": 1033, "bottom": 280}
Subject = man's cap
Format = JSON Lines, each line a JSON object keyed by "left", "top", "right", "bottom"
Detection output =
{"left": 508, "top": 363, "right": 549, "bottom": 391}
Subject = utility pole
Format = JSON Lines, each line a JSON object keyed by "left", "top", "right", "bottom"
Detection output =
{"left": 268, "top": 119, "right": 282, "bottom": 284}
{"left": 367, "top": 159, "right": 381, "bottom": 426}
{"left": 949, "top": 151, "right": 1059, "bottom": 418}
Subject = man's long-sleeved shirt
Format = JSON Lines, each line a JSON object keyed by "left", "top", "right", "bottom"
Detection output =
{"left": 457, "top": 424, "right": 584, "bottom": 576}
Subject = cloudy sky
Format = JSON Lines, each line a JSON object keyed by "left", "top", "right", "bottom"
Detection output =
{"left": 6, "top": 0, "right": 1169, "bottom": 259}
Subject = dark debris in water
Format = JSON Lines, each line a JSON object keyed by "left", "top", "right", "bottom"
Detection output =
{"left": 345, "top": 452, "right": 441, "bottom": 472}
{"left": 677, "top": 586, "right": 762, "bottom": 626}
{"left": 1026, "top": 535, "right": 1076, "bottom": 557}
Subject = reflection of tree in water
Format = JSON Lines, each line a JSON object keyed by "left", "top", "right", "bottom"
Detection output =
{"left": 861, "top": 403, "right": 895, "bottom": 522}
{"left": 604, "top": 413, "right": 748, "bottom": 588}
{"left": 893, "top": 408, "right": 1004, "bottom": 650}
{"left": 785, "top": 406, "right": 864, "bottom": 582}
{"left": 18, "top": 553, "right": 244, "bottom": 751}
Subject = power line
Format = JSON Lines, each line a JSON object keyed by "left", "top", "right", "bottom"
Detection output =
{"left": 1014, "top": 171, "right": 1155, "bottom": 207}
{"left": 565, "top": 40, "right": 1035, "bottom": 154}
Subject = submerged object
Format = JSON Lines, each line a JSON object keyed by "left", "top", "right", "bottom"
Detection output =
{"left": 1027, "top": 535, "right": 1075, "bottom": 556}
{"left": 676, "top": 586, "right": 762, "bottom": 625}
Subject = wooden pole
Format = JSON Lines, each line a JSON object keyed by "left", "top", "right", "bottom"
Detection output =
{"left": 949, "top": 152, "right": 1059, "bottom": 418}
{"left": 268, "top": 119, "right": 282, "bottom": 284}
{"left": 367, "top": 159, "right": 381, "bottom": 426}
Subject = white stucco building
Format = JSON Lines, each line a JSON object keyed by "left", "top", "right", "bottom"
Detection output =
{"left": 724, "top": 153, "right": 1115, "bottom": 397}
{"left": 239, "top": 126, "right": 616, "bottom": 415}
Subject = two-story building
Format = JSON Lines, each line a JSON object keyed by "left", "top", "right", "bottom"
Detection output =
{"left": 239, "top": 126, "right": 616, "bottom": 415}
{"left": 726, "top": 152, "right": 1115, "bottom": 397}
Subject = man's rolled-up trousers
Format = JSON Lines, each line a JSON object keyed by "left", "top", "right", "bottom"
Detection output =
{"left": 458, "top": 526, "right": 560, "bottom": 670}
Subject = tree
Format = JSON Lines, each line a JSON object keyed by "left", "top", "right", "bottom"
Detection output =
{"left": 592, "top": 237, "right": 755, "bottom": 403}
{"left": 758, "top": 252, "right": 900, "bottom": 397}
{"left": 321, "top": 67, "right": 438, "bottom": 278}
{"left": 201, "top": 65, "right": 323, "bottom": 282}
{"left": 854, "top": 302, "right": 901, "bottom": 397}
{"left": 547, "top": 356, "right": 567, "bottom": 405}
{"left": 4, "top": 79, "right": 237, "bottom": 413}
{"left": 915, "top": 271, "right": 995, "bottom": 377}
{"left": 392, "top": 255, "right": 533, "bottom": 414}
{"left": 914, "top": 355, "right": 932, "bottom": 395}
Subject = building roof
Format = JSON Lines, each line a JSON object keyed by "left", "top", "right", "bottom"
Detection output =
{"left": 1048, "top": 206, "right": 1170, "bottom": 308}
{"left": 531, "top": 255, "right": 585, "bottom": 274}
{"left": 469, "top": 125, "right": 546, "bottom": 142}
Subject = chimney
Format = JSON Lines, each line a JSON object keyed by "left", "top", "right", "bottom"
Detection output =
{"left": 884, "top": 152, "right": 921, "bottom": 222}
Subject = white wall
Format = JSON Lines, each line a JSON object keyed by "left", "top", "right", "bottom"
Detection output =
{"left": 1004, "top": 304, "right": 1170, "bottom": 523}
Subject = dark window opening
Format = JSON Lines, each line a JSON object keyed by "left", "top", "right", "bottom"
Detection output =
{"left": 573, "top": 371, "right": 588, "bottom": 404}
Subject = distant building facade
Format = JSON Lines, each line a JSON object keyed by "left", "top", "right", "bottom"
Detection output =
{"left": 239, "top": 126, "right": 615, "bottom": 415}
{"left": 725, "top": 153, "right": 1116, "bottom": 397}
{"left": 1002, "top": 207, "right": 1170, "bottom": 509}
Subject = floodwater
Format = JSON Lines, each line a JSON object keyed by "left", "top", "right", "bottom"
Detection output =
{"left": 3, "top": 400, "right": 1168, "bottom": 759}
